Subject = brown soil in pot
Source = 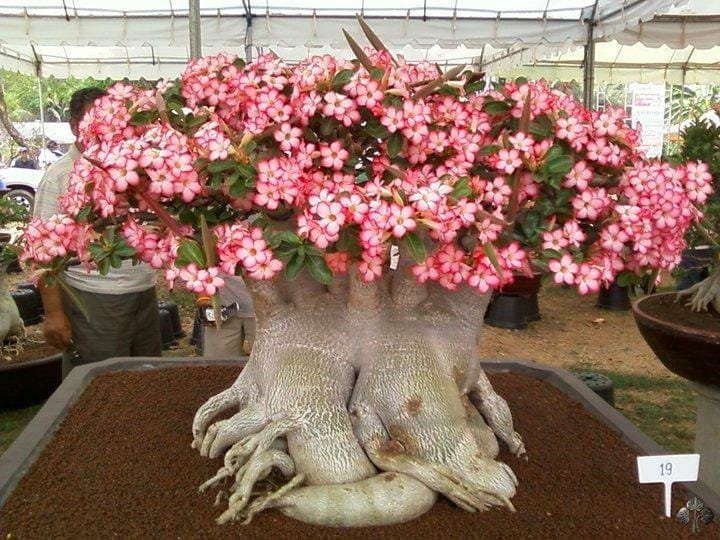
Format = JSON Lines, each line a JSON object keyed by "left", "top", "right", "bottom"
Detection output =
{"left": 639, "top": 293, "right": 720, "bottom": 333}
{"left": 1, "top": 365, "right": 717, "bottom": 539}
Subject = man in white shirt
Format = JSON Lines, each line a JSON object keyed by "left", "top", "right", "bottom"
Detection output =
{"left": 35, "top": 87, "right": 161, "bottom": 377}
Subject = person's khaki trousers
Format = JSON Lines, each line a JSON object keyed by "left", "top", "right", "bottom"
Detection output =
{"left": 202, "top": 316, "right": 255, "bottom": 358}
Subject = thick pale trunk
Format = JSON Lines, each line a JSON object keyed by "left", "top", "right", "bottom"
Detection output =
{"left": 193, "top": 263, "right": 525, "bottom": 527}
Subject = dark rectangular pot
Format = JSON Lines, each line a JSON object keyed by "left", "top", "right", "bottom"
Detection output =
{"left": 1, "top": 357, "right": 719, "bottom": 513}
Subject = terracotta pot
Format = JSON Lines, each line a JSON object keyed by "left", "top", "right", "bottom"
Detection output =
{"left": 632, "top": 292, "right": 720, "bottom": 388}
{"left": 0, "top": 354, "right": 62, "bottom": 409}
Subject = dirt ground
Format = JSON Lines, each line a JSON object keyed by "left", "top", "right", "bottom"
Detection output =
{"left": 484, "top": 285, "right": 677, "bottom": 380}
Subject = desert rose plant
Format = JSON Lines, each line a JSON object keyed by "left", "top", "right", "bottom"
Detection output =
{"left": 20, "top": 20, "right": 712, "bottom": 527}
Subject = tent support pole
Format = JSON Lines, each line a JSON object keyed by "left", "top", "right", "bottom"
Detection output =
{"left": 582, "top": 21, "right": 595, "bottom": 109}
{"left": 189, "top": 0, "right": 202, "bottom": 59}
{"left": 243, "top": 0, "right": 253, "bottom": 63}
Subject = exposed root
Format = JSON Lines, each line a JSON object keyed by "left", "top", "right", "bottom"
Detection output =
{"left": 352, "top": 401, "right": 516, "bottom": 514}
{"left": 242, "top": 474, "right": 306, "bottom": 525}
{"left": 200, "top": 404, "right": 266, "bottom": 458}
{"left": 192, "top": 369, "right": 258, "bottom": 449}
{"left": 676, "top": 269, "right": 720, "bottom": 312}
{"left": 217, "top": 448, "right": 295, "bottom": 524}
{"left": 470, "top": 370, "right": 526, "bottom": 458}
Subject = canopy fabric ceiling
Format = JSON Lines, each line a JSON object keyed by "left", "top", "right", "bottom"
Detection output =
{"left": 0, "top": 0, "right": 684, "bottom": 79}
{"left": 500, "top": 0, "right": 720, "bottom": 84}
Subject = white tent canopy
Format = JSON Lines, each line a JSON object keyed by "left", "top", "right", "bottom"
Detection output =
{"left": 509, "top": 0, "right": 720, "bottom": 84}
{"left": 0, "top": 0, "right": 682, "bottom": 79}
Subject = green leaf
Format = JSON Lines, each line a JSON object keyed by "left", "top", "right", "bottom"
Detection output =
{"left": 283, "top": 252, "right": 305, "bottom": 280}
{"left": 232, "top": 57, "right": 246, "bottom": 69}
{"left": 546, "top": 155, "right": 574, "bottom": 175}
{"left": 76, "top": 206, "right": 92, "bottom": 223}
{"left": 337, "top": 226, "right": 362, "bottom": 257}
{"left": 387, "top": 132, "right": 404, "bottom": 158}
{"left": 515, "top": 76, "right": 528, "bottom": 85}
{"left": 320, "top": 117, "right": 336, "bottom": 137}
{"left": 451, "top": 176, "right": 472, "bottom": 200}
{"left": 176, "top": 239, "right": 206, "bottom": 267}
{"left": 543, "top": 248, "right": 562, "bottom": 259}
{"left": 355, "top": 171, "right": 369, "bottom": 184}
{"left": 237, "top": 163, "right": 257, "bottom": 180}
{"left": 332, "top": 69, "right": 355, "bottom": 92}
{"left": 207, "top": 160, "right": 238, "bottom": 173}
{"left": 478, "top": 144, "right": 501, "bottom": 156}
{"left": 484, "top": 100, "right": 511, "bottom": 115}
{"left": 370, "top": 67, "right": 385, "bottom": 80}
{"left": 276, "top": 230, "right": 303, "bottom": 245}
{"left": 364, "top": 120, "right": 390, "bottom": 140}
{"left": 529, "top": 114, "right": 553, "bottom": 138}
{"left": 464, "top": 80, "right": 484, "bottom": 94}
{"left": 109, "top": 254, "right": 122, "bottom": 269}
{"left": 114, "top": 245, "right": 137, "bottom": 258}
{"left": 306, "top": 254, "right": 333, "bottom": 285}
{"left": 616, "top": 271, "right": 636, "bottom": 287}
{"left": 129, "top": 109, "right": 159, "bottom": 126}
{"left": 98, "top": 257, "right": 110, "bottom": 276}
{"left": 403, "top": 232, "right": 427, "bottom": 263}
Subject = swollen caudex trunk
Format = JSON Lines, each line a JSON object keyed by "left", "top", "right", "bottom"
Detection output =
{"left": 192, "top": 264, "right": 525, "bottom": 527}
{"left": 0, "top": 274, "right": 23, "bottom": 344}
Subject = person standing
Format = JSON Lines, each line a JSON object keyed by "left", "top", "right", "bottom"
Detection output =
{"left": 35, "top": 87, "right": 161, "bottom": 377}
{"left": 201, "top": 274, "right": 255, "bottom": 357}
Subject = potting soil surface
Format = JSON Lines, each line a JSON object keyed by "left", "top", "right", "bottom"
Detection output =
{"left": 1, "top": 365, "right": 717, "bottom": 539}
{"left": 640, "top": 293, "right": 720, "bottom": 332}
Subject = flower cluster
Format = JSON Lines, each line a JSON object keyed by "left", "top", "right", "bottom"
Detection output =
{"left": 21, "top": 47, "right": 710, "bottom": 299}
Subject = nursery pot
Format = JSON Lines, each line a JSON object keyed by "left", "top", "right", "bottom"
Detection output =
{"left": 596, "top": 283, "right": 631, "bottom": 311}
{"left": 0, "top": 353, "right": 62, "bottom": 409}
{"left": 633, "top": 292, "right": 720, "bottom": 493}
{"left": 486, "top": 273, "right": 542, "bottom": 329}
{"left": 158, "top": 309, "right": 177, "bottom": 350}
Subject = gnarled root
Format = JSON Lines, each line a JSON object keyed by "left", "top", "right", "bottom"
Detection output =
{"left": 677, "top": 268, "right": 720, "bottom": 312}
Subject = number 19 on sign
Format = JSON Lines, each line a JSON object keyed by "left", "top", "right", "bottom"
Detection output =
{"left": 637, "top": 454, "right": 700, "bottom": 517}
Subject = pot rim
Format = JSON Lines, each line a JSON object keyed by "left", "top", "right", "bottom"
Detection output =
{"left": 0, "top": 353, "right": 62, "bottom": 372}
{"left": 632, "top": 292, "right": 720, "bottom": 344}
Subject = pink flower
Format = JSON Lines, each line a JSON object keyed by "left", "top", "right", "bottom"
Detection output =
{"left": 387, "top": 204, "right": 416, "bottom": 238}
{"left": 319, "top": 141, "right": 349, "bottom": 170}
{"left": 548, "top": 254, "right": 579, "bottom": 285}
{"left": 495, "top": 149, "right": 522, "bottom": 175}
{"left": 178, "top": 264, "right": 226, "bottom": 296}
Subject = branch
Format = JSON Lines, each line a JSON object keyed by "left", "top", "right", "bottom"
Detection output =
{"left": 0, "top": 81, "right": 31, "bottom": 148}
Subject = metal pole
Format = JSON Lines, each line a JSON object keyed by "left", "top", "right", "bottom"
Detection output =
{"left": 582, "top": 21, "right": 595, "bottom": 109}
{"left": 243, "top": 0, "right": 253, "bottom": 63}
{"left": 189, "top": 0, "right": 202, "bottom": 59}
{"left": 36, "top": 66, "right": 46, "bottom": 167}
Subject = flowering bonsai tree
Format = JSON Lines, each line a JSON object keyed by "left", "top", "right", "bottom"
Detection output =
{"left": 21, "top": 21, "right": 711, "bottom": 527}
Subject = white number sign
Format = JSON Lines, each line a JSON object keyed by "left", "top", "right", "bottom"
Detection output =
{"left": 637, "top": 454, "right": 700, "bottom": 517}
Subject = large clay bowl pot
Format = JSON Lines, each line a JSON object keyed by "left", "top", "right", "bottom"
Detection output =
{"left": 632, "top": 292, "right": 720, "bottom": 387}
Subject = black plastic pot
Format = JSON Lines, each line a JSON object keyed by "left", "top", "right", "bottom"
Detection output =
{"left": 18, "top": 282, "right": 43, "bottom": 315}
{"left": 157, "top": 300, "right": 185, "bottom": 339}
{"left": 0, "top": 353, "right": 63, "bottom": 409}
{"left": 190, "top": 314, "right": 204, "bottom": 355}
{"left": 574, "top": 372, "right": 615, "bottom": 406}
{"left": 158, "top": 309, "right": 177, "bottom": 350}
{"left": 596, "top": 283, "right": 631, "bottom": 311}
{"left": 11, "top": 289, "right": 43, "bottom": 326}
{"left": 486, "top": 274, "right": 542, "bottom": 330}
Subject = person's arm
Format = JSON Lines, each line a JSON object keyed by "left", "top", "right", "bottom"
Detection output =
{"left": 34, "top": 161, "right": 72, "bottom": 350}
{"left": 39, "top": 280, "right": 72, "bottom": 350}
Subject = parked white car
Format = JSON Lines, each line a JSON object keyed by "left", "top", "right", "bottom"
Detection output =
{"left": 0, "top": 167, "right": 44, "bottom": 212}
